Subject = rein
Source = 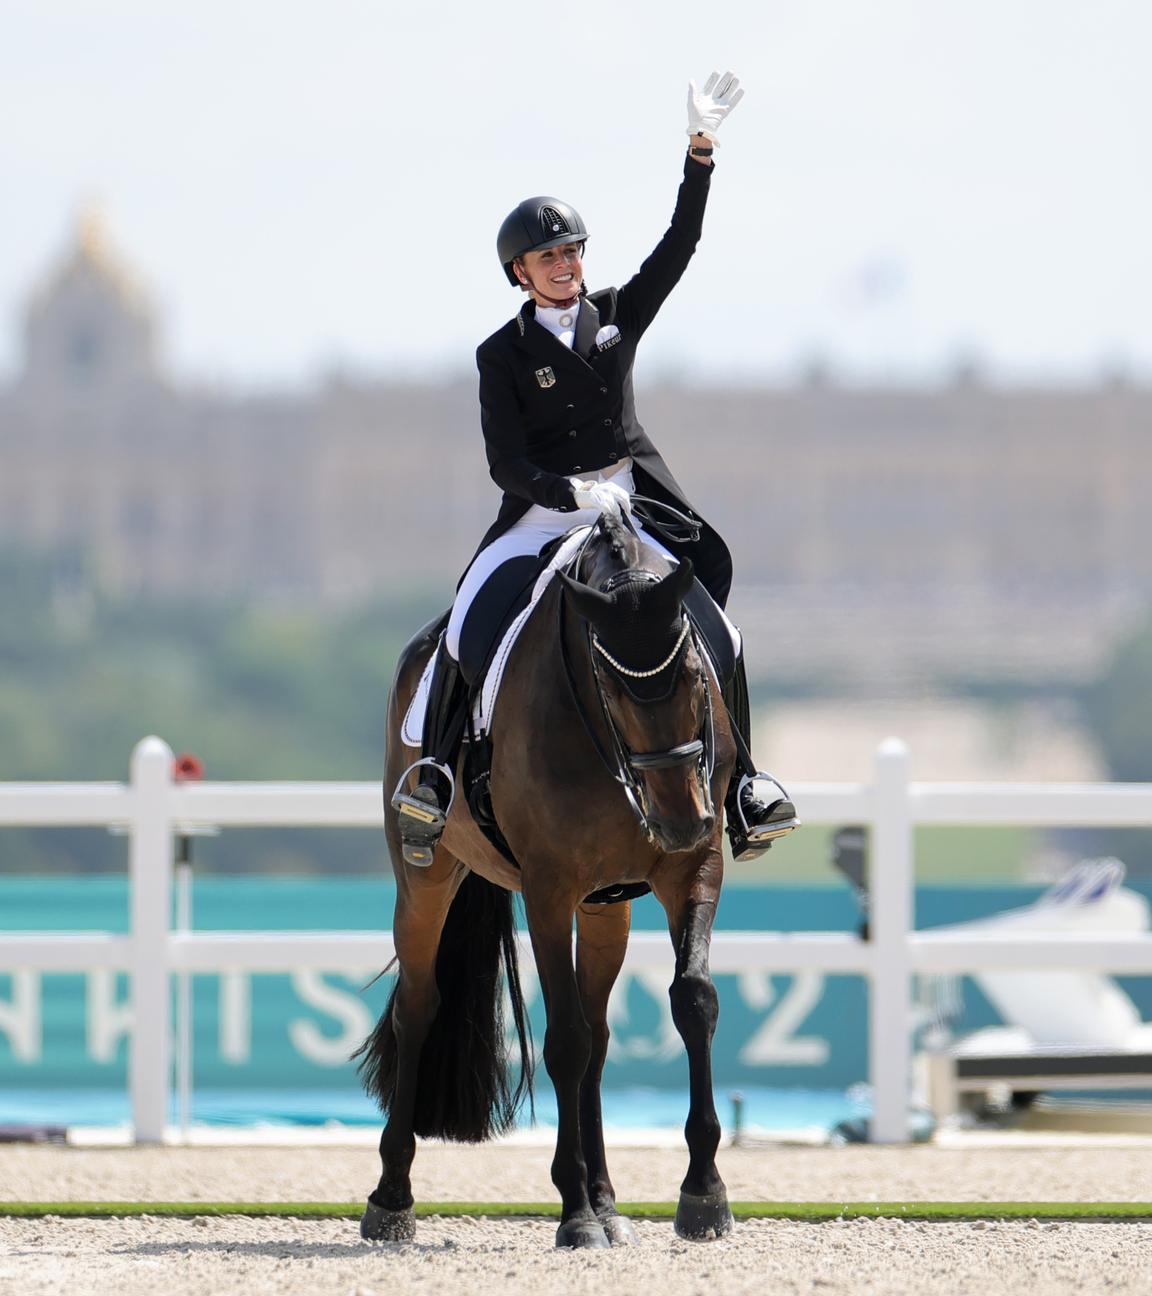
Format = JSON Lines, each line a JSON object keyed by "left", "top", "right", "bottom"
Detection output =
{"left": 629, "top": 495, "right": 702, "bottom": 544}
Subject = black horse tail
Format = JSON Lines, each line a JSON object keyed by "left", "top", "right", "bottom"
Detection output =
{"left": 353, "top": 871, "right": 534, "bottom": 1142}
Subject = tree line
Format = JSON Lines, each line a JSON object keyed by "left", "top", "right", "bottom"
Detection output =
{"left": 2, "top": 547, "right": 1150, "bottom": 874}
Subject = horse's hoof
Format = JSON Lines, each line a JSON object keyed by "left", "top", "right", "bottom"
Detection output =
{"left": 674, "top": 1190, "right": 734, "bottom": 1241}
{"left": 598, "top": 1211, "right": 638, "bottom": 1246}
{"left": 360, "top": 1199, "right": 416, "bottom": 1242}
{"left": 555, "top": 1217, "right": 611, "bottom": 1249}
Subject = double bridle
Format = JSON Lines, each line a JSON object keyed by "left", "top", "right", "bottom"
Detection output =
{"left": 559, "top": 566, "right": 716, "bottom": 843}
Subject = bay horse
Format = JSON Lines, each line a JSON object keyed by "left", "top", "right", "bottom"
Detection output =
{"left": 356, "top": 510, "right": 737, "bottom": 1248}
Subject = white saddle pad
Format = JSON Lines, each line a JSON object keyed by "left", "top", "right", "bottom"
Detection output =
{"left": 401, "top": 526, "right": 594, "bottom": 747}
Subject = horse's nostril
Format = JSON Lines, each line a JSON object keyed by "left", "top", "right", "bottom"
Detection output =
{"left": 700, "top": 815, "right": 715, "bottom": 838}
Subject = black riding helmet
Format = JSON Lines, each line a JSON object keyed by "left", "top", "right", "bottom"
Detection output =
{"left": 497, "top": 196, "right": 589, "bottom": 286}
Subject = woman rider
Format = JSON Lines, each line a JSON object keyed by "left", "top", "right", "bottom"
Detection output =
{"left": 392, "top": 71, "right": 798, "bottom": 866}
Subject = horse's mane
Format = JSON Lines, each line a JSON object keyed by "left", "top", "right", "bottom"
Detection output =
{"left": 580, "top": 512, "right": 668, "bottom": 597}
{"left": 599, "top": 511, "right": 634, "bottom": 563}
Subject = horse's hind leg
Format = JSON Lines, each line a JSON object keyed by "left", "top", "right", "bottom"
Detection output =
{"left": 575, "top": 899, "right": 637, "bottom": 1246}
{"left": 651, "top": 863, "right": 733, "bottom": 1241}
{"left": 361, "top": 855, "right": 463, "bottom": 1242}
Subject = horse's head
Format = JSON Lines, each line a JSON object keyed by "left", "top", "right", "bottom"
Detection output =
{"left": 558, "top": 516, "right": 716, "bottom": 854}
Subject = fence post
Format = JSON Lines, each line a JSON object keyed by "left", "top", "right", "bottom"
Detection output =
{"left": 869, "top": 737, "right": 913, "bottom": 1142}
{"left": 129, "top": 736, "right": 174, "bottom": 1143}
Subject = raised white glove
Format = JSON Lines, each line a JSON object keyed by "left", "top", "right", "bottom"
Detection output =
{"left": 570, "top": 477, "right": 633, "bottom": 517}
{"left": 686, "top": 69, "right": 744, "bottom": 144}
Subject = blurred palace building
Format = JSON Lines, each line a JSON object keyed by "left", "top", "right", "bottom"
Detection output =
{"left": 3, "top": 211, "right": 1151, "bottom": 690}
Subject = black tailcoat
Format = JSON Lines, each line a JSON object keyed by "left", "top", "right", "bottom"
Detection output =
{"left": 469, "top": 153, "right": 733, "bottom": 608}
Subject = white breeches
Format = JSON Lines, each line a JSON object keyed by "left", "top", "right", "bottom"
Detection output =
{"left": 446, "top": 467, "right": 741, "bottom": 662}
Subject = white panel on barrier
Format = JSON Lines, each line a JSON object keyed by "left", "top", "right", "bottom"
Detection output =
{"left": 3, "top": 735, "right": 1152, "bottom": 1144}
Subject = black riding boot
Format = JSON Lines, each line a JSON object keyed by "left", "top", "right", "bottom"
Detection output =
{"left": 390, "top": 638, "right": 468, "bottom": 867}
{"left": 721, "top": 652, "right": 800, "bottom": 861}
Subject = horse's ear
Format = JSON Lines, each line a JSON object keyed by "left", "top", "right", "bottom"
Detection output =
{"left": 557, "top": 571, "right": 615, "bottom": 624}
{"left": 653, "top": 558, "right": 694, "bottom": 609}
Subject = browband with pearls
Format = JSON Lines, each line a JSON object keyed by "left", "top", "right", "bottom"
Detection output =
{"left": 592, "top": 620, "right": 691, "bottom": 679}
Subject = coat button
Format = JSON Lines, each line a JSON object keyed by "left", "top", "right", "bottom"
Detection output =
{"left": 608, "top": 452, "right": 618, "bottom": 461}
{"left": 568, "top": 429, "right": 576, "bottom": 437}
{"left": 603, "top": 418, "right": 612, "bottom": 427}
{"left": 600, "top": 386, "right": 608, "bottom": 395}
{"left": 573, "top": 465, "right": 582, "bottom": 471}
{"left": 566, "top": 403, "right": 575, "bottom": 409}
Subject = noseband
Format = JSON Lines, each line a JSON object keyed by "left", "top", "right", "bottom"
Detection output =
{"left": 559, "top": 568, "right": 716, "bottom": 842}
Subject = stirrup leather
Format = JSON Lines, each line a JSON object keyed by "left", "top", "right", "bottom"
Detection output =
{"left": 729, "top": 771, "right": 800, "bottom": 847}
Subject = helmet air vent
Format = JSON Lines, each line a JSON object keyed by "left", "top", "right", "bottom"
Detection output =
{"left": 539, "top": 206, "right": 570, "bottom": 237}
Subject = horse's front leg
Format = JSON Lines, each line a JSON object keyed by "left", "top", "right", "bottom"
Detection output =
{"left": 526, "top": 888, "right": 610, "bottom": 1250}
{"left": 361, "top": 857, "right": 462, "bottom": 1241}
{"left": 651, "top": 853, "right": 733, "bottom": 1240}
{"left": 575, "top": 899, "right": 636, "bottom": 1246}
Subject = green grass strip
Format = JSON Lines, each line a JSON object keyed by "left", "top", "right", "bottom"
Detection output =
{"left": 2, "top": 1201, "right": 1152, "bottom": 1221}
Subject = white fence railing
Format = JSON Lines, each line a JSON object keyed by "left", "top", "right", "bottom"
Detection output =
{"left": 4, "top": 735, "right": 1152, "bottom": 1144}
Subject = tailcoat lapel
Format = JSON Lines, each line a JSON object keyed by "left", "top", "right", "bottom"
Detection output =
{"left": 572, "top": 294, "right": 601, "bottom": 360}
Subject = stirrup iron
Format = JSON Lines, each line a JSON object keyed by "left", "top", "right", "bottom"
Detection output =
{"left": 728, "top": 771, "right": 800, "bottom": 860}
{"left": 391, "top": 758, "right": 456, "bottom": 867}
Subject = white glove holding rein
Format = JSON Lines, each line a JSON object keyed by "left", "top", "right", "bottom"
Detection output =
{"left": 687, "top": 69, "right": 744, "bottom": 144}
{"left": 570, "top": 477, "right": 633, "bottom": 518}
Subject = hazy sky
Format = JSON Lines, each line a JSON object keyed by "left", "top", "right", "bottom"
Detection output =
{"left": 3, "top": 0, "right": 1150, "bottom": 389}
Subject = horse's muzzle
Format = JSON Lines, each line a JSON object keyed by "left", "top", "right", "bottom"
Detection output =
{"left": 648, "top": 812, "right": 715, "bottom": 854}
